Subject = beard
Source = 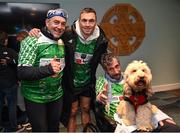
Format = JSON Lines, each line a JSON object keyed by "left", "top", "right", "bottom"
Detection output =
{"left": 110, "top": 73, "right": 121, "bottom": 80}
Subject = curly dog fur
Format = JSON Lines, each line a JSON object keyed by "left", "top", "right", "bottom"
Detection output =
{"left": 117, "top": 60, "right": 157, "bottom": 131}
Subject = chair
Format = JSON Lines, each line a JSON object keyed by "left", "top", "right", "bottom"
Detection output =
{"left": 83, "top": 101, "right": 117, "bottom": 132}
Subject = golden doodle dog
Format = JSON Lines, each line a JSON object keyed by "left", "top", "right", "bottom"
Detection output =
{"left": 116, "top": 60, "right": 158, "bottom": 131}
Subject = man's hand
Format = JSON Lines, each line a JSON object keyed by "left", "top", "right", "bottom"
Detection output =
{"left": 29, "top": 28, "right": 41, "bottom": 38}
{"left": 159, "top": 118, "right": 176, "bottom": 126}
{"left": 50, "top": 56, "right": 61, "bottom": 77}
{"left": 97, "top": 93, "right": 108, "bottom": 105}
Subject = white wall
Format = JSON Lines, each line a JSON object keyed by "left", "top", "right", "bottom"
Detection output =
{"left": 1, "top": 0, "right": 180, "bottom": 87}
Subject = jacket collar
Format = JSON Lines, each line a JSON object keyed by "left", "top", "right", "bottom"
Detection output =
{"left": 41, "top": 27, "right": 59, "bottom": 41}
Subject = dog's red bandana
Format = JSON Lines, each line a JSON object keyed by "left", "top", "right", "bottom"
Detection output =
{"left": 123, "top": 91, "right": 148, "bottom": 113}
{"left": 129, "top": 95, "right": 147, "bottom": 112}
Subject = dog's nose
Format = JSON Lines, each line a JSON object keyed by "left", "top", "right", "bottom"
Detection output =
{"left": 139, "top": 76, "right": 144, "bottom": 80}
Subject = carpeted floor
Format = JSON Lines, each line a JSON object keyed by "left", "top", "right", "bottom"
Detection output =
{"left": 150, "top": 89, "right": 180, "bottom": 126}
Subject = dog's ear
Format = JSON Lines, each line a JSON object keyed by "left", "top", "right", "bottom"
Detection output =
{"left": 146, "top": 86, "right": 154, "bottom": 97}
{"left": 123, "top": 82, "right": 132, "bottom": 97}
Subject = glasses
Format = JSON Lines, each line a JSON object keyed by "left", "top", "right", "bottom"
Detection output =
{"left": 47, "top": 9, "right": 68, "bottom": 20}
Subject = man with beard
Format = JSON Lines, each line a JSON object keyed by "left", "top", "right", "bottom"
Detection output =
{"left": 95, "top": 53, "right": 124, "bottom": 131}
{"left": 96, "top": 53, "right": 180, "bottom": 132}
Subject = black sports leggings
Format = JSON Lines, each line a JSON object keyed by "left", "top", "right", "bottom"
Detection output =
{"left": 24, "top": 97, "right": 63, "bottom": 132}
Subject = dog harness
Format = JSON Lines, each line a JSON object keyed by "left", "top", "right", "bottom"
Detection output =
{"left": 124, "top": 89, "right": 148, "bottom": 113}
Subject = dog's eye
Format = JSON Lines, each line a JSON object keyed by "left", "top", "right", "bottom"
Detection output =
{"left": 132, "top": 69, "right": 136, "bottom": 73}
{"left": 142, "top": 69, "right": 146, "bottom": 72}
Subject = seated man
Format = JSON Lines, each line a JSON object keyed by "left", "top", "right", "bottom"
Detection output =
{"left": 95, "top": 53, "right": 180, "bottom": 132}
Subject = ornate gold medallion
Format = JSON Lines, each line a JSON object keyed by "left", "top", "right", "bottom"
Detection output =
{"left": 100, "top": 4, "right": 145, "bottom": 56}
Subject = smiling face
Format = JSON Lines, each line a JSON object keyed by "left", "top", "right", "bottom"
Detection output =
{"left": 124, "top": 60, "right": 152, "bottom": 91}
{"left": 46, "top": 16, "right": 66, "bottom": 39}
{"left": 79, "top": 12, "right": 97, "bottom": 39}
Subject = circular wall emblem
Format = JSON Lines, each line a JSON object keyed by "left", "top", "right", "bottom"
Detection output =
{"left": 100, "top": 4, "right": 145, "bottom": 56}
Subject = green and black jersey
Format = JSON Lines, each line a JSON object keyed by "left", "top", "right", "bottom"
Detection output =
{"left": 96, "top": 75, "right": 124, "bottom": 119}
{"left": 18, "top": 33, "right": 65, "bottom": 103}
{"left": 73, "top": 38, "right": 96, "bottom": 90}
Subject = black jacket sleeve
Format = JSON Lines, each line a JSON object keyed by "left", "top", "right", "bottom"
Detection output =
{"left": 18, "top": 64, "right": 55, "bottom": 81}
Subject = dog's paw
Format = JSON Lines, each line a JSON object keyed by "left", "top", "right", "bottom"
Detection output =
{"left": 151, "top": 104, "right": 158, "bottom": 113}
{"left": 137, "top": 125, "right": 154, "bottom": 132}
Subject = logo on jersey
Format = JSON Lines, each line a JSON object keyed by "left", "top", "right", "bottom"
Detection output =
{"left": 74, "top": 52, "right": 93, "bottom": 64}
{"left": 39, "top": 58, "right": 65, "bottom": 72}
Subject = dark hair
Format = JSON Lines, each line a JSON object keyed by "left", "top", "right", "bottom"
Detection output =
{"left": 79, "top": 7, "right": 97, "bottom": 20}
{"left": 0, "top": 31, "right": 8, "bottom": 45}
{"left": 100, "top": 53, "right": 120, "bottom": 70}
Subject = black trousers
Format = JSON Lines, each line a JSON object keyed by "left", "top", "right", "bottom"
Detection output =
{"left": 24, "top": 97, "right": 63, "bottom": 132}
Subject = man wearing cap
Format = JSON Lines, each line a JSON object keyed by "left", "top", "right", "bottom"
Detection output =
{"left": 18, "top": 8, "right": 68, "bottom": 132}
